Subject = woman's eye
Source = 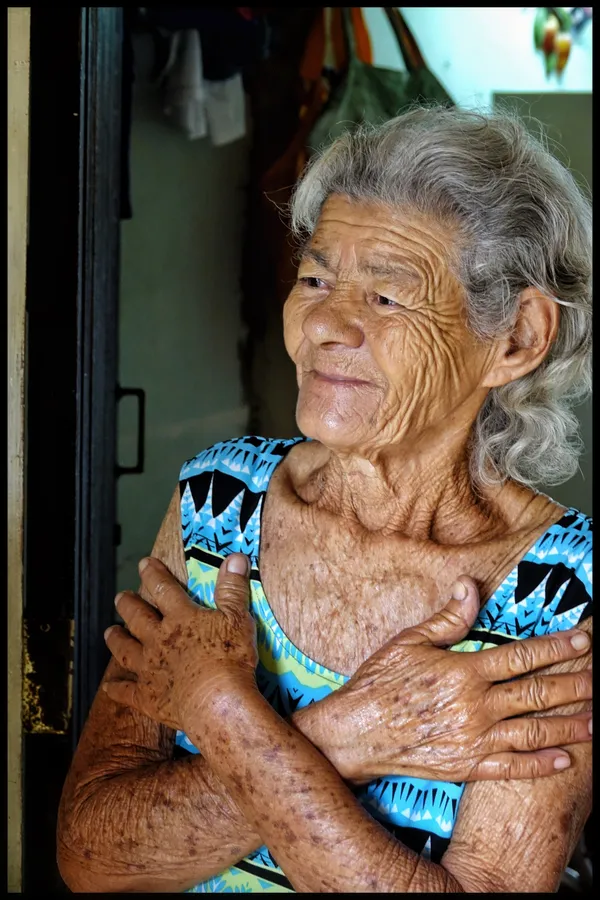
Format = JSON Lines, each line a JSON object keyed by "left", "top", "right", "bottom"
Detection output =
{"left": 299, "top": 276, "right": 328, "bottom": 289}
{"left": 374, "top": 294, "right": 399, "bottom": 308}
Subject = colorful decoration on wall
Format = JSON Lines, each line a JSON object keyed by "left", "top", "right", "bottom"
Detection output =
{"left": 533, "top": 7, "right": 592, "bottom": 78}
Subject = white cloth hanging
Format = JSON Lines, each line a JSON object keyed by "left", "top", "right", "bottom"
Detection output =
{"left": 205, "top": 73, "right": 247, "bottom": 147}
{"left": 159, "top": 28, "right": 247, "bottom": 146}
{"left": 162, "top": 30, "right": 208, "bottom": 140}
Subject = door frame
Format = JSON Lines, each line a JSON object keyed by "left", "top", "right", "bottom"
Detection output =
{"left": 73, "top": 5, "right": 124, "bottom": 742}
{"left": 8, "top": 8, "right": 32, "bottom": 891}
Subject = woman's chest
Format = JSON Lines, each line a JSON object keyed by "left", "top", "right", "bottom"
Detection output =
{"left": 258, "top": 501, "right": 517, "bottom": 677}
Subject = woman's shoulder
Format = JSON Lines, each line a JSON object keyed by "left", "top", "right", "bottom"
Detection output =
{"left": 179, "top": 435, "right": 306, "bottom": 489}
{"left": 465, "top": 506, "right": 592, "bottom": 645}
{"left": 523, "top": 505, "right": 592, "bottom": 631}
{"left": 544, "top": 505, "right": 592, "bottom": 603}
{"left": 535, "top": 506, "right": 592, "bottom": 570}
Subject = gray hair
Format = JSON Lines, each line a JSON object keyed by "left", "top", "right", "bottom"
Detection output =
{"left": 289, "top": 105, "right": 592, "bottom": 489}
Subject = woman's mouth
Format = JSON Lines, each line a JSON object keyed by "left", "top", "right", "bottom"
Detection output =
{"left": 310, "top": 369, "right": 372, "bottom": 387}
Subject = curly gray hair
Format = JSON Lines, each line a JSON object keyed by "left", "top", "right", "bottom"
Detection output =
{"left": 289, "top": 105, "right": 592, "bottom": 489}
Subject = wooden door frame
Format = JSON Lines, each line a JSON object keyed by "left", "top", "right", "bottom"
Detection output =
{"left": 73, "top": 5, "right": 124, "bottom": 742}
{"left": 8, "top": 8, "right": 31, "bottom": 892}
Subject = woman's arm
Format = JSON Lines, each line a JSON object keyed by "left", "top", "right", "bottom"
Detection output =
{"left": 156, "top": 563, "right": 590, "bottom": 895}
{"left": 291, "top": 576, "right": 592, "bottom": 783}
{"left": 57, "top": 488, "right": 263, "bottom": 893}
{"left": 99, "top": 549, "right": 592, "bottom": 893}
{"left": 190, "top": 680, "right": 460, "bottom": 892}
{"left": 441, "top": 617, "right": 592, "bottom": 893}
{"left": 189, "top": 631, "right": 592, "bottom": 894}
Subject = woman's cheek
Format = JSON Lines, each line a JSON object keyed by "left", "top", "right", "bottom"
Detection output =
{"left": 283, "top": 297, "right": 308, "bottom": 363}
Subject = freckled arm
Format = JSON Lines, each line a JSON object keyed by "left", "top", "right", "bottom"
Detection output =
{"left": 57, "top": 487, "right": 360, "bottom": 893}
{"left": 442, "top": 619, "right": 592, "bottom": 893}
{"left": 57, "top": 489, "right": 265, "bottom": 893}
{"left": 186, "top": 683, "right": 461, "bottom": 893}
{"left": 187, "top": 621, "right": 593, "bottom": 896}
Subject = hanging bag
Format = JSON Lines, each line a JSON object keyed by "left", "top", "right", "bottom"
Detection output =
{"left": 308, "top": 7, "right": 453, "bottom": 153}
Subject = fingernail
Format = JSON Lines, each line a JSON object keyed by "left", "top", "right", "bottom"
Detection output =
{"left": 554, "top": 755, "right": 571, "bottom": 770}
{"left": 588, "top": 718, "right": 593, "bottom": 735}
{"left": 114, "top": 592, "right": 124, "bottom": 609}
{"left": 139, "top": 557, "right": 151, "bottom": 573}
{"left": 226, "top": 553, "right": 250, "bottom": 576}
{"left": 570, "top": 632, "right": 590, "bottom": 651}
{"left": 451, "top": 581, "right": 467, "bottom": 601}
{"left": 104, "top": 626, "right": 113, "bottom": 640}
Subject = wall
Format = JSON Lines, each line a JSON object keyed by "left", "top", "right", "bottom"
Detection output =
{"left": 117, "top": 34, "right": 250, "bottom": 592}
{"left": 364, "top": 7, "right": 593, "bottom": 107}
{"left": 8, "top": 7, "right": 31, "bottom": 891}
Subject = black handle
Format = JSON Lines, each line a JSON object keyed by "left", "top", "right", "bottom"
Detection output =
{"left": 116, "top": 386, "right": 146, "bottom": 475}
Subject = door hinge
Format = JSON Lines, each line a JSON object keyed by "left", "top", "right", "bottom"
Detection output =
{"left": 23, "top": 617, "right": 74, "bottom": 734}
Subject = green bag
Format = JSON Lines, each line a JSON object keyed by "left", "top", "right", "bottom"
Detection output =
{"left": 308, "top": 7, "right": 453, "bottom": 154}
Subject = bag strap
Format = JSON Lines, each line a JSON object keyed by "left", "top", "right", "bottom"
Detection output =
{"left": 350, "top": 8, "right": 373, "bottom": 65}
{"left": 383, "top": 7, "right": 426, "bottom": 73}
{"left": 342, "top": 7, "right": 424, "bottom": 73}
{"left": 300, "top": 8, "right": 372, "bottom": 82}
{"left": 341, "top": 7, "right": 358, "bottom": 62}
{"left": 342, "top": 7, "right": 357, "bottom": 60}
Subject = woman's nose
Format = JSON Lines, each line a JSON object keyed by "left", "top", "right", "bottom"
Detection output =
{"left": 301, "top": 292, "right": 364, "bottom": 349}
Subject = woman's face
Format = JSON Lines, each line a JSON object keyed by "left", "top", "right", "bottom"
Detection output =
{"left": 283, "top": 195, "right": 496, "bottom": 456}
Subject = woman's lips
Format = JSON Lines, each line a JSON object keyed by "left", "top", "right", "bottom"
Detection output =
{"left": 310, "top": 369, "right": 372, "bottom": 387}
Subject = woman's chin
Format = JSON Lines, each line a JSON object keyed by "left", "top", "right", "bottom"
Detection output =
{"left": 295, "top": 402, "right": 367, "bottom": 449}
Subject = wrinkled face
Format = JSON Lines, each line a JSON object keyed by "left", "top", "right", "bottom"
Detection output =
{"left": 283, "top": 195, "right": 496, "bottom": 455}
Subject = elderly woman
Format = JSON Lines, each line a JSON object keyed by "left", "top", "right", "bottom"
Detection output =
{"left": 58, "top": 107, "right": 592, "bottom": 894}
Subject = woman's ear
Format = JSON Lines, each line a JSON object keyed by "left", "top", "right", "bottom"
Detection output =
{"left": 481, "top": 287, "right": 560, "bottom": 389}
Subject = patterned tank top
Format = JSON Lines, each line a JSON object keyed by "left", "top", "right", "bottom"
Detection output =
{"left": 176, "top": 436, "right": 593, "bottom": 893}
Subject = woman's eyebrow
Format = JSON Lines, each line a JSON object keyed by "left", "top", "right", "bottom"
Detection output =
{"left": 299, "top": 247, "right": 419, "bottom": 282}
{"left": 300, "top": 247, "right": 332, "bottom": 269}
{"left": 360, "top": 260, "right": 419, "bottom": 281}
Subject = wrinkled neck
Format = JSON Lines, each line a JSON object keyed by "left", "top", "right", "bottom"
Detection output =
{"left": 301, "top": 431, "right": 503, "bottom": 544}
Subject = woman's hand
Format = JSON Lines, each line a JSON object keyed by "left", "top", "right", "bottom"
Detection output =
{"left": 301, "top": 578, "right": 592, "bottom": 783}
{"left": 103, "top": 554, "right": 258, "bottom": 733}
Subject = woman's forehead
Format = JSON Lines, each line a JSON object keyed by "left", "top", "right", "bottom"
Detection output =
{"left": 309, "top": 195, "right": 455, "bottom": 272}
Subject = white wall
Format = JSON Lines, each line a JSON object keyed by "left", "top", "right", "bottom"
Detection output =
{"left": 364, "top": 7, "right": 592, "bottom": 108}
{"left": 117, "top": 34, "right": 250, "bottom": 592}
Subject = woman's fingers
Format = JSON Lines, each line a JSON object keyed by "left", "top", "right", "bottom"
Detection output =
{"left": 103, "top": 677, "right": 142, "bottom": 711}
{"left": 104, "top": 624, "right": 144, "bottom": 674}
{"left": 474, "top": 628, "right": 591, "bottom": 682}
{"left": 398, "top": 576, "right": 480, "bottom": 647}
{"left": 214, "top": 554, "right": 251, "bottom": 620}
{"left": 489, "top": 712, "right": 592, "bottom": 754}
{"left": 466, "top": 748, "right": 573, "bottom": 781}
{"left": 137, "top": 557, "right": 193, "bottom": 615}
{"left": 489, "top": 669, "right": 592, "bottom": 718}
{"left": 114, "top": 590, "right": 162, "bottom": 641}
